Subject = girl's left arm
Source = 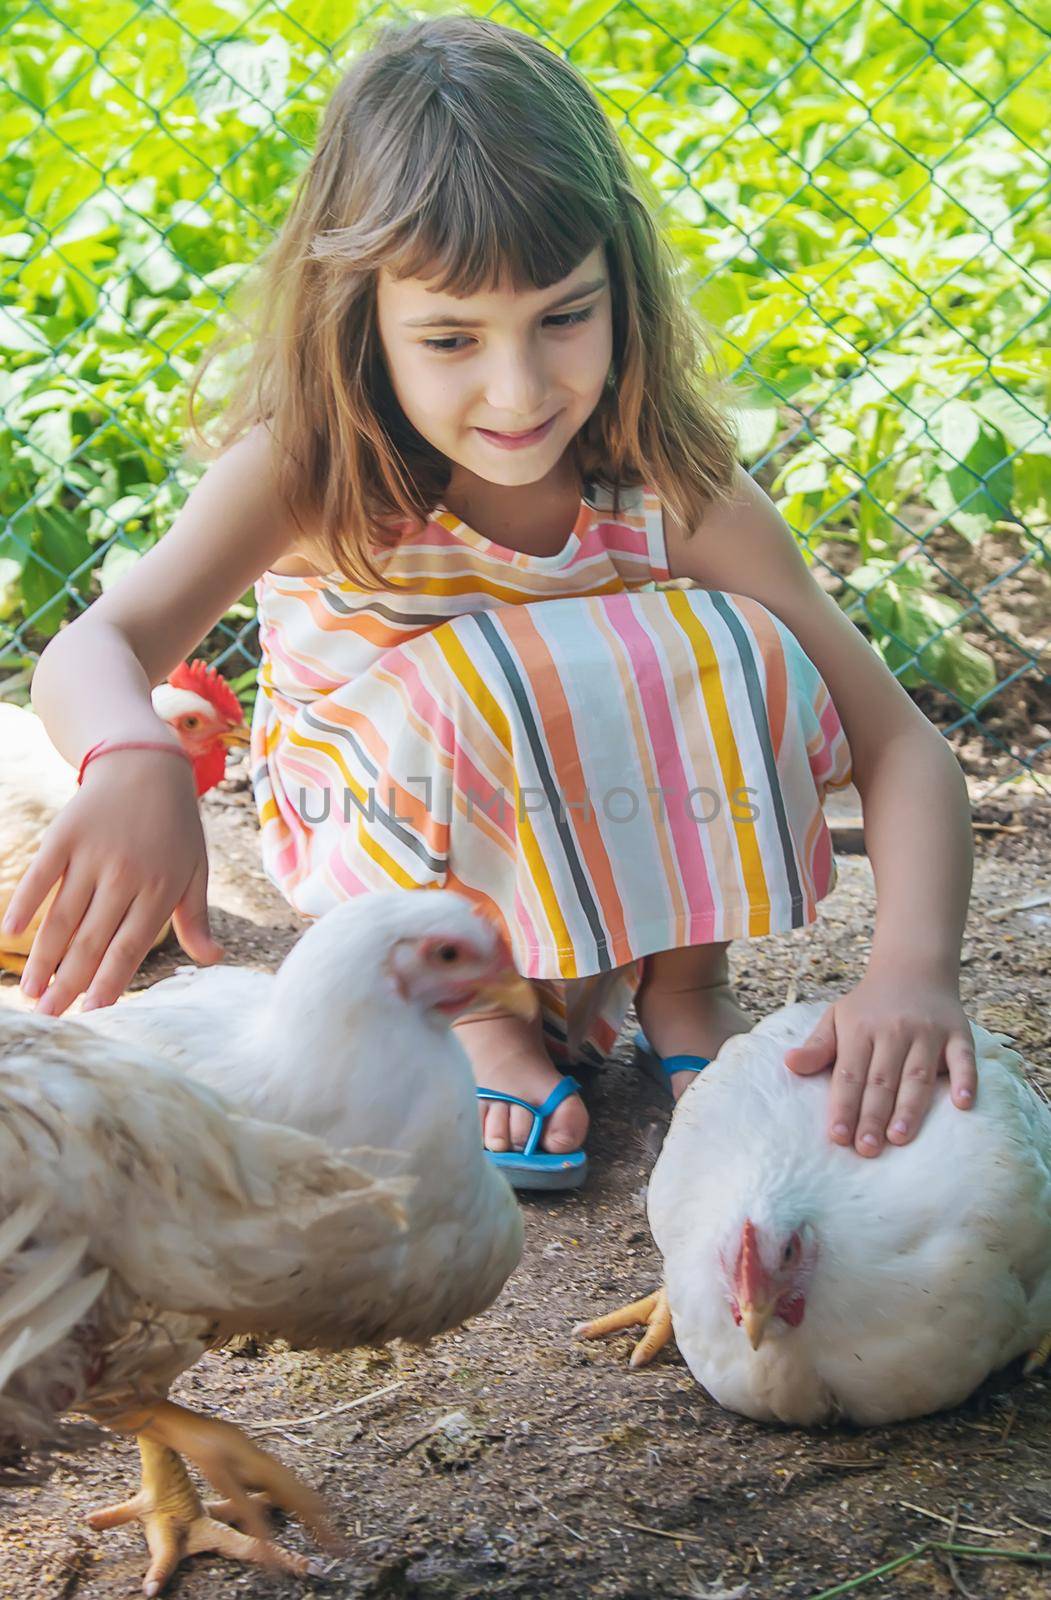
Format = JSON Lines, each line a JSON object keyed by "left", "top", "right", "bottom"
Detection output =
{"left": 663, "top": 465, "right": 978, "bottom": 1158}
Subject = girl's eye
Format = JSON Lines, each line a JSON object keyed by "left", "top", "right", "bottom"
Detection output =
{"left": 422, "top": 305, "right": 595, "bottom": 353}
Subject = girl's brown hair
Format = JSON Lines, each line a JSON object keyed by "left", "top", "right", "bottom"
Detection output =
{"left": 187, "top": 14, "right": 741, "bottom": 590}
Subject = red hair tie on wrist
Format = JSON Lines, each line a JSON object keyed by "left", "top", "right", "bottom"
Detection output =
{"left": 77, "top": 739, "right": 194, "bottom": 787}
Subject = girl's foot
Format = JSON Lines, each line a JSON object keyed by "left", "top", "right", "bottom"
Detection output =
{"left": 452, "top": 1007, "right": 589, "bottom": 1156}
{"left": 634, "top": 978, "right": 756, "bottom": 1102}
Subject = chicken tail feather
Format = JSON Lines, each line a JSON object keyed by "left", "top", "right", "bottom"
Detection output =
{"left": 0, "top": 1191, "right": 52, "bottom": 1263}
{"left": 0, "top": 1193, "right": 110, "bottom": 1440}
{"left": 0, "top": 1266, "right": 109, "bottom": 1394}
{"left": 0, "top": 1234, "right": 91, "bottom": 1332}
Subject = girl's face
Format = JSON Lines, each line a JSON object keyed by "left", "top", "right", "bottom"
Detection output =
{"left": 375, "top": 245, "right": 613, "bottom": 494}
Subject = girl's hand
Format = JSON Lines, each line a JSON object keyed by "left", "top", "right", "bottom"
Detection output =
{"left": 782, "top": 972, "right": 977, "bottom": 1156}
{"left": 2, "top": 748, "right": 225, "bottom": 1017}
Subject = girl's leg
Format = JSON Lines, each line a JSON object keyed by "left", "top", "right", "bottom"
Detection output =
{"left": 633, "top": 941, "right": 756, "bottom": 1101}
{"left": 452, "top": 994, "right": 590, "bottom": 1156}
{"left": 455, "top": 941, "right": 755, "bottom": 1152}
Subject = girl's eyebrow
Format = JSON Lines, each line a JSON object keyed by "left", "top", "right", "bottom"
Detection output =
{"left": 402, "top": 276, "right": 607, "bottom": 329}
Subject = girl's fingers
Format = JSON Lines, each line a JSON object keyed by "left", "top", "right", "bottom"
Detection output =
{"left": 19, "top": 869, "right": 93, "bottom": 1003}
{"left": 79, "top": 893, "right": 172, "bottom": 1012}
{"left": 853, "top": 1036, "right": 912, "bottom": 1156}
{"left": 35, "top": 886, "right": 138, "bottom": 1017}
{"left": 825, "top": 1034, "right": 872, "bottom": 1148}
{"left": 946, "top": 1033, "right": 978, "bottom": 1110}
{"left": 3, "top": 838, "right": 67, "bottom": 948}
{"left": 783, "top": 1005, "right": 836, "bottom": 1075}
{"left": 170, "top": 862, "right": 224, "bottom": 966}
{"left": 885, "top": 1037, "right": 941, "bottom": 1144}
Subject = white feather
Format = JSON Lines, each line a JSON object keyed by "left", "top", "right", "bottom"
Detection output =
{"left": 648, "top": 1000, "right": 1051, "bottom": 1425}
{"left": 0, "top": 1193, "right": 53, "bottom": 1263}
{"left": 81, "top": 890, "right": 525, "bottom": 1338}
{"left": 0, "top": 1269, "right": 110, "bottom": 1393}
{"left": 0, "top": 1010, "right": 413, "bottom": 1444}
{"left": 0, "top": 1235, "right": 91, "bottom": 1331}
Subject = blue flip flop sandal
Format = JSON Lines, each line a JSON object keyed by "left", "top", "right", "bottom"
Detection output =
{"left": 478, "top": 1076, "right": 587, "bottom": 1191}
{"left": 634, "top": 1026, "right": 711, "bottom": 1103}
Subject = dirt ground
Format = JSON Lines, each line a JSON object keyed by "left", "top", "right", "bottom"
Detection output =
{"left": 1, "top": 773, "right": 1049, "bottom": 1600}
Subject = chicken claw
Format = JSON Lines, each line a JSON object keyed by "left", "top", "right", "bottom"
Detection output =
{"left": 1024, "top": 1331, "right": 1051, "bottom": 1375}
{"left": 136, "top": 1399, "right": 345, "bottom": 1553}
{"left": 573, "top": 1285, "right": 674, "bottom": 1368}
{"left": 86, "top": 1436, "right": 326, "bottom": 1597}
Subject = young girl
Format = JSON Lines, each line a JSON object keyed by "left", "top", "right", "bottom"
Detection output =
{"left": 9, "top": 15, "right": 977, "bottom": 1189}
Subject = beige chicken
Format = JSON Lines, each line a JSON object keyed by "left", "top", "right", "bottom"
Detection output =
{"left": 1, "top": 891, "right": 528, "bottom": 1593}
{"left": 0, "top": 1011, "right": 409, "bottom": 1589}
{"left": 0, "top": 658, "right": 249, "bottom": 975}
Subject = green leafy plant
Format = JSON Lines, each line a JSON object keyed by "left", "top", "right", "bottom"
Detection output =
{"left": 1, "top": 0, "right": 1047, "bottom": 745}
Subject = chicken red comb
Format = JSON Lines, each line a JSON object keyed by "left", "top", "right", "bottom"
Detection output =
{"left": 167, "top": 659, "right": 244, "bottom": 725}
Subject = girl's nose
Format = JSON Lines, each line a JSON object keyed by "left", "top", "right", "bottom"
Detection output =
{"left": 482, "top": 357, "right": 549, "bottom": 420}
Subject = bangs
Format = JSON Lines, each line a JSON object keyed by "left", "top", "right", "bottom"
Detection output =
{"left": 190, "top": 16, "right": 742, "bottom": 594}
{"left": 382, "top": 137, "right": 611, "bottom": 298}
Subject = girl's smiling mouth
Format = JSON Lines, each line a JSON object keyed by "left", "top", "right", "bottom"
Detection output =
{"left": 476, "top": 413, "right": 560, "bottom": 448}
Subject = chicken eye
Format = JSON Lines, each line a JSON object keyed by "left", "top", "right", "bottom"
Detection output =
{"left": 183, "top": 715, "right": 200, "bottom": 729}
{"left": 782, "top": 1238, "right": 798, "bottom": 1266}
{"left": 435, "top": 942, "right": 460, "bottom": 963}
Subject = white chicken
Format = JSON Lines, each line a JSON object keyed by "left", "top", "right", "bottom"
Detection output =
{"left": 0, "top": 658, "right": 249, "bottom": 974}
{"left": 79, "top": 889, "right": 533, "bottom": 1341}
{"left": 576, "top": 1000, "right": 1051, "bottom": 1426}
{"left": 5, "top": 891, "right": 530, "bottom": 1590}
{"left": 0, "top": 1011, "right": 409, "bottom": 1587}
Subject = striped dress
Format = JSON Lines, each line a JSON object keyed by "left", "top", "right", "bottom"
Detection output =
{"left": 250, "top": 476, "right": 854, "bottom": 1067}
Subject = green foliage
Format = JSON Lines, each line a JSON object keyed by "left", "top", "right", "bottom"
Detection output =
{"left": 1, "top": 0, "right": 1047, "bottom": 728}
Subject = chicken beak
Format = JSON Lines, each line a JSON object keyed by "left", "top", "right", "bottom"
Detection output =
{"left": 740, "top": 1299, "right": 776, "bottom": 1351}
{"left": 471, "top": 965, "right": 540, "bottom": 1022}
{"left": 219, "top": 724, "right": 251, "bottom": 748}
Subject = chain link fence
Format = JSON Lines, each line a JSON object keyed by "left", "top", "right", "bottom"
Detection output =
{"left": 2, "top": 0, "right": 1048, "bottom": 797}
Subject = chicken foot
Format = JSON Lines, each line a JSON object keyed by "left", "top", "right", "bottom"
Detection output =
{"left": 573, "top": 1286, "right": 674, "bottom": 1368}
{"left": 1024, "top": 1331, "right": 1051, "bottom": 1375}
{"left": 87, "top": 1399, "right": 344, "bottom": 1595}
{"left": 86, "top": 1436, "right": 323, "bottom": 1596}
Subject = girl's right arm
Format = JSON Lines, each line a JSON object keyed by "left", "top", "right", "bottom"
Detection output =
{"left": 5, "top": 422, "right": 310, "bottom": 1016}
